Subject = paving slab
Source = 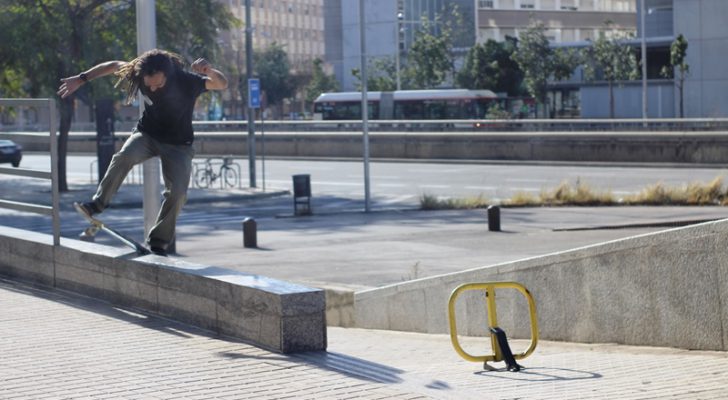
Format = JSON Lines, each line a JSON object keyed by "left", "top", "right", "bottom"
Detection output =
{"left": 2, "top": 278, "right": 727, "bottom": 399}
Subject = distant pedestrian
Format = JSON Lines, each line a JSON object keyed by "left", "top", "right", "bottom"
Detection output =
{"left": 58, "top": 49, "right": 228, "bottom": 256}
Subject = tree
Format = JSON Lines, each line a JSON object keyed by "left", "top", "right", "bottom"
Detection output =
{"left": 0, "top": 1, "right": 236, "bottom": 191}
{"left": 549, "top": 47, "right": 582, "bottom": 117}
{"left": 304, "top": 59, "right": 338, "bottom": 104}
{"left": 255, "top": 42, "right": 294, "bottom": 116}
{"left": 305, "top": 59, "right": 339, "bottom": 102}
{"left": 582, "top": 25, "right": 639, "bottom": 118}
{"left": 456, "top": 42, "right": 494, "bottom": 90}
{"left": 511, "top": 22, "right": 553, "bottom": 117}
{"left": 661, "top": 34, "right": 689, "bottom": 118}
{"left": 456, "top": 37, "right": 524, "bottom": 96}
{"left": 406, "top": 15, "right": 455, "bottom": 89}
{"left": 351, "top": 57, "right": 398, "bottom": 91}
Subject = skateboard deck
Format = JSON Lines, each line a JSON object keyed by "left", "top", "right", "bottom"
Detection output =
{"left": 74, "top": 202, "right": 151, "bottom": 255}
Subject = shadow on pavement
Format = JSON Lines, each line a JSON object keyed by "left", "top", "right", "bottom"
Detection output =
{"left": 475, "top": 366, "right": 602, "bottom": 381}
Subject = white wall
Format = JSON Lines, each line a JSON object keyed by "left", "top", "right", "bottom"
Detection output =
{"left": 341, "top": 0, "right": 398, "bottom": 90}
{"left": 674, "top": 0, "right": 728, "bottom": 117}
{"left": 580, "top": 81, "right": 675, "bottom": 118}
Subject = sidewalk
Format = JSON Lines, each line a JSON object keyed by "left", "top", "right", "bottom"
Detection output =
{"left": 3, "top": 176, "right": 728, "bottom": 398}
{"left": 2, "top": 278, "right": 727, "bottom": 399}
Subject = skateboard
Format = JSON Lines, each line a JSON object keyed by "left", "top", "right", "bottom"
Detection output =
{"left": 74, "top": 202, "right": 151, "bottom": 255}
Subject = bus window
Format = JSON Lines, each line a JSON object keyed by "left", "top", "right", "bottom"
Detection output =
{"left": 313, "top": 101, "right": 379, "bottom": 120}
{"left": 444, "top": 100, "right": 463, "bottom": 119}
{"left": 397, "top": 101, "right": 424, "bottom": 119}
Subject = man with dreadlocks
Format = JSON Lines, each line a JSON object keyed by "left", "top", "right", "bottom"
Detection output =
{"left": 58, "top": 49, "right": 228, "bottom": 256}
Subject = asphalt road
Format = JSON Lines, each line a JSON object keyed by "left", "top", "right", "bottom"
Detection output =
{"left": 4, "top": 154, "right": 728, "bottom": 287}
{"left": 19, "top": 154, "right": 728, "bottom": 208}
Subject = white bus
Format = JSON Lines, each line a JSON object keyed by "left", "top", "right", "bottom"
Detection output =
{"left": 313, "top": 89, "right": 500, "bottom": 120}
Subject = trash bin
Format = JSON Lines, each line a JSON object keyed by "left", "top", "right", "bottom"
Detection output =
{"left": 292, "top": 174, "right": 312, "bottom": 216}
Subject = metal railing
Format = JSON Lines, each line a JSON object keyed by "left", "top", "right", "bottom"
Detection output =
{"left": 191, "top": 118, "right": 728, "bottom": 133}
{"left": 6, "top": 118, "right": 728, "bottom": 135}
{"left": 0, "top": 99, "right": 59, "bottom": 245}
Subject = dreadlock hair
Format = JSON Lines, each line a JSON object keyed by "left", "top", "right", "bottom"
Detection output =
{"left": 115, "top": 49, "right": 186, "bottom": 105}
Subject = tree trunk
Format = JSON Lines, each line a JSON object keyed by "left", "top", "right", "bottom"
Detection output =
{"left": 679, "top": 72, "right": 685, "bottom": 118}
{"left": 57, "top": 12, "right": 85, "bottom": 193}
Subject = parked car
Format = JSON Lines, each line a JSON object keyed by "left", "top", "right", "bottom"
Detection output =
{"left": 0, "top": 140, "right": 22, "bottom": 167}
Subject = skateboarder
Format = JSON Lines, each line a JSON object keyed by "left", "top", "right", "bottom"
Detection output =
{"left": 58, "top": 49, "right": 228, "bottom": 256}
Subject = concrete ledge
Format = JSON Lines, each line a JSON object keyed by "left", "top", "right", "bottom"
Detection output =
{"left": 354, "top": 219, "right": 728, "bottom": 351}
{"left": 7, "top": 130, "right": 728, "bottom": 164}
{"left": 0, "top": 226, "right": 326, "bottom": 353}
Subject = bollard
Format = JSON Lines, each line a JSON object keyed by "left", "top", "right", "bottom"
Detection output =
{"left": 487, "top": 205, "right": 501, "bottom": 232}
{"left": 242, "top": 218, "right": 257, "bottom": 248}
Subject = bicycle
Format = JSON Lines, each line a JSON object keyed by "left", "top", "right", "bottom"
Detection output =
{"left": 194, "top": 157, "right": 239, "bottom": 189}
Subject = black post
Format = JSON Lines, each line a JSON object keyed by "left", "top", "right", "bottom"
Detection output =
{"left": 488, "top": 205, "right": 501, "bottom": 232}
{"left": 242, "top": 217, "right": 257, "bottom": 248}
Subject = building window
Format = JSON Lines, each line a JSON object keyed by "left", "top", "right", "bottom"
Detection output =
{"left": 520, "top": 1, "right": 535, "bottom": 9}
{"left": 478, "top": 27, "right": 499, "bottom": 41}
{"left": 560, "top": 0, "right": 578, "bottom": 10}
{"left": 561, "top": 28, "right": 578, "bottom": 42}
{"left": 541, "top": 0, "right": 556, "bottom": 10}
{"left": 478, "top": 0, "right": 494, "bottom": 8}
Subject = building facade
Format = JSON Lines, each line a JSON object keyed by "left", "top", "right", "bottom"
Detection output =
{"left": 225, "top": 0, "right": 326, "bottom": 72}
{"left": 330, "top": 0, "right": 476, "bottom": 91}
{"left": 579, "top": 0, "right": 728, "bottom": 118}
{"left": 672, "top": 0, "right": 728, "bottom": 117}
{"left": 476, "top": 0, "right": 636, "bottom": 43}
{"left": 220, "top": 0, "right": 327, "bottom": 117}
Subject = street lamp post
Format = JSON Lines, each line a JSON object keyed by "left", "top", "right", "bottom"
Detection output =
{"left": 641, "top": 0, "right": 648, "bottom": 120}
{"left": 136, "top": 0, "right": 160, "bottom": 238}
{"left": 359, "top": 0, "right": 371, "bottom": 212}
{"left": 245, "top": 0, "right": 256, "bottom": 188}
{"left": 395, "top": 11, "right": 403, "bottom": 91}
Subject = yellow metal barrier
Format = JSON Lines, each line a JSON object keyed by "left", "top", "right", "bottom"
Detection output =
{"left": 448, "top": 282, "right": 538, "bottom": 369}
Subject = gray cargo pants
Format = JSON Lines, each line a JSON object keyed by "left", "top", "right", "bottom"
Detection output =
{"left": 90, "top": 131, "right": 194, "bottom": 250}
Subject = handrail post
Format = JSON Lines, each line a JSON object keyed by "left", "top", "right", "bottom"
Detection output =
{"left": 0, "top": 98, "right": 61, "bottom": 246}
{"left": 48, "top": 98, "right": 60, "bottom": 246}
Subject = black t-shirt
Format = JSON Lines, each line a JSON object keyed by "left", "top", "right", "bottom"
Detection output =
{"left": 137, "top": 69, "right": 207, "bottom": 145}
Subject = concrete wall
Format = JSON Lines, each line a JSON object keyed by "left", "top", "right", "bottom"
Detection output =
{"left": 355, "top": 218, "right": 728, "bottom": 351}
{"left": 6, "top": 130, "right": 728, "bottom": 164}
{"left": 0, "top": 226, "right": 326, "bottom": 353}
{"left": 340, "top": 0, "right": 398, "bottom": 91}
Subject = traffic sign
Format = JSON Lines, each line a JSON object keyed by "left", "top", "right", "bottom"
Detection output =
{"left": 248, "top": 78, "right": 260, "bottom": 109}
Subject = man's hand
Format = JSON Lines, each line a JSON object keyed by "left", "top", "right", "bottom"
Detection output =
{"left": 191, "top": 58, "right": 212, "bottom": 75}
{"left": 57, "top": 61, "right": 126, "bottom": 99}
{"left": 192, "top": 58, "right": 228, "bottom": 91}
{"left": 57, "top": 75, "right": 84, "bottom": 99}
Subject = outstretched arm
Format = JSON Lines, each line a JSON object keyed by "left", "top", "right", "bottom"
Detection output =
{"left": 191, "top": 58, "right": 228, "bottom": 91}
{"left": 57, "top": 60, "right": 127, "bottom": 99}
